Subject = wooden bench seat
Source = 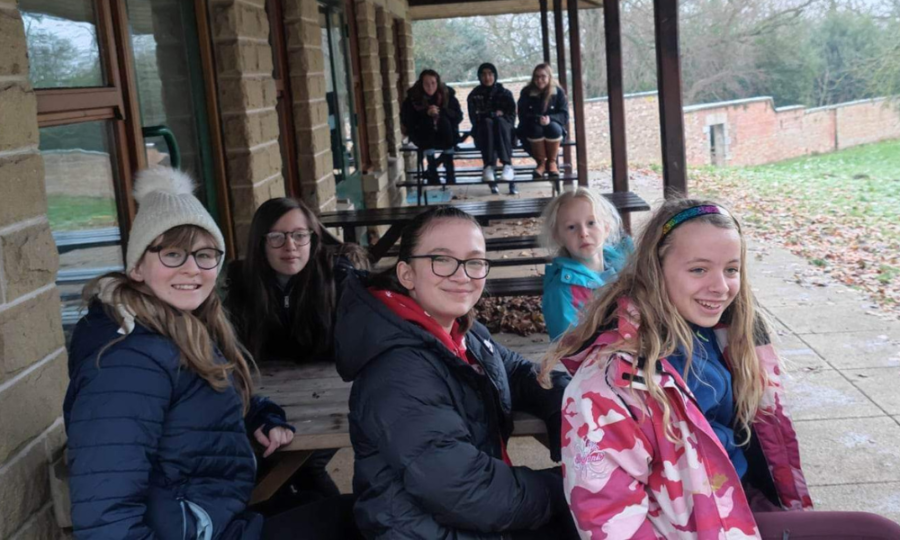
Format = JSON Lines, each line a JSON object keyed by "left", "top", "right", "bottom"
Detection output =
{"left": 484, "top": 276, "right": 544, "bottom": 297}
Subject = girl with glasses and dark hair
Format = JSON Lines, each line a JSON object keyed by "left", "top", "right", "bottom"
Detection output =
{"left": 222, "top": 196, "right": 368, "bottom": 512}
{"left": 334, "top": 206, "right": 579, "bottom": 539}
{"left": 63, "top": 167, "right": 316, "bottom": 539}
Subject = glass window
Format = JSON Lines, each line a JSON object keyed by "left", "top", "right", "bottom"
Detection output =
{"left": 40, "top": 121, "right": 122, "bottom": 329}
{"left": 20, "top": 0, "right": 105, "bottom": 89}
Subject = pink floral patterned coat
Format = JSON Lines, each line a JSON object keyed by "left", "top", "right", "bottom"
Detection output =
{"left": 560, "top": 299, "right": 813, "bottom": 539}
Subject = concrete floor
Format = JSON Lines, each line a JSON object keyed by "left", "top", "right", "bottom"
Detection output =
{"left": 328, "top": 179, "right": 900, "bottom": 524}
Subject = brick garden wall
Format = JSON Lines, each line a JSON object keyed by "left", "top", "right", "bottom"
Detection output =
{"left": 449, "top": 76, "right": 900, "bottom": 169}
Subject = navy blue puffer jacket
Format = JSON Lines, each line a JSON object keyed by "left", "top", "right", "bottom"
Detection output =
{"left": 335, "top": 273, "right": 571, "bottom": 539}
{"left": 64, "top": 302, "right": 288, "bottom": 539}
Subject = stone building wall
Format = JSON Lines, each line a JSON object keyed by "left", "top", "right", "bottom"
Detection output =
{"left": 0, "top": 2, "right": 70, "bottom": 538}
{"left": 210, "top": 0, "right": 286, "bottom": 257}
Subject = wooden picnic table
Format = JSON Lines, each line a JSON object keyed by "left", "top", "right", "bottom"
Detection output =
{"left": 250, "top": 361, "right": 549, "bottom": 505}
{"left": 319, "top": 192, "right": 649, "bottom": 262}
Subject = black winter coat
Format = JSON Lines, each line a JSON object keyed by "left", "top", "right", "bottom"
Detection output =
{"left": 335, "top": 273, "right": 571, "bottom": 539}
{"left": 401, "top": 86, "right": 464, "bottom": 147}
{"left": 516, "top": 86, "right": 569, "bottom": 137}
{"left": 64, "top": 302, "right": 291, "bottom": 539}
{"left": 467, "top": 83, "right": 516, "bottom": 126}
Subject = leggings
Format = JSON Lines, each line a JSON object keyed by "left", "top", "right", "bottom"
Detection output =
{"left": 473, "top": 116, "right": 514, "bottom": 165}
{"left": 261, "top": 494, "right": 363, "bottom": 539}
{"left": 518, "top": 120, "right": 564, "bottom": 141}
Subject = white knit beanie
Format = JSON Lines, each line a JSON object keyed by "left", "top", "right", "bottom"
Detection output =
{"left": 125, "top": 167, "right": 226, "bottom": 273}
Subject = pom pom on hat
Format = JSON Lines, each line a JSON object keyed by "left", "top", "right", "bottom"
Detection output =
{"left": 125, "top": 167, "right": 225, "bottom": 273}
{"left": 133, "top": 166, "right": 197, "bottom": 203}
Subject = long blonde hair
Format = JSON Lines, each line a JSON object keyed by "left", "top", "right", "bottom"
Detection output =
{"left": 540, "top": 187, "right": 623, "bottom": 258}
{"left": 526, "top": 63, "right": 561, "bottom": 112}
{"left": 539, "top": 198, "right": 767, "bottom": 443}
{"left": 85, "top": 225, "right": 254, "bottom": 411}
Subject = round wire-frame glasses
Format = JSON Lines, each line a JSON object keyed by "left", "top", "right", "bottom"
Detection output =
{"left": 265, "top": 230, "right": 314, "bottom": 249}
{"left": 147, "top": 246, "right": 224, "bottom": 270}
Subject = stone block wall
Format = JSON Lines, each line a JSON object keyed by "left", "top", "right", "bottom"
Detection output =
{"left": 210, "top": 0, "right": 286, "bottom": 256}
{"left": 0, "top": 3, "right": 70, "bottom": 538}
{"left": 283, "top": 0, "right": 337, "bottom": 215}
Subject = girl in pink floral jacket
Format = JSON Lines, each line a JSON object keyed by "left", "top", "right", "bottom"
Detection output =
{"left": 540, "top": 199, "right": 900, "bottom": 539}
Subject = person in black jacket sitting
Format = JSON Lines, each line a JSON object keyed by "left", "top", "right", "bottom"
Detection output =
{"left": 224, "top": 197, "right": 367, "bottom": 510}
{"left": 63, "top": 167, "right": 358, "bottom": 539}
{"left": 467, "top": 62, "right": 518, "bottom": 195}
{"left": 334, "top": 206, "right": 578, "bottom": 539}
{"left": 401, "top": 69, "right": 463, "bottom": 185}
{"left": 517, "top": 63, "right": 569, "bottom": 179}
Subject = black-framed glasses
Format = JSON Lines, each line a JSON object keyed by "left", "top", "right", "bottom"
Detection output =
{"left": 406, "top": 255, "right": 491, "bottom": 279}
{"left": 265, "top": 230, "right": 314, "bottom": 249}
{"left": 147, "top": 246, "right": 224, "bottom": 270}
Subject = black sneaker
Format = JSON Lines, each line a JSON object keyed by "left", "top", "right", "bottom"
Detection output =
{"left": 489, "top": 183, "right": 500, "bottom": 195}
{"left": 508, "top": 183, "right": 519, "bottom": 195}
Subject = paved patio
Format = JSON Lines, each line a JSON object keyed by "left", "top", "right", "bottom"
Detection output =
{"left": 326, "top": 179, "right": 900, "bottom": 524}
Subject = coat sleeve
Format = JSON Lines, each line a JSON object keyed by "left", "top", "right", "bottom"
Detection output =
{"left": 245, "top": 395, "right": 294, "bottom": 437}
{"left": 500, "top": 88, "right": 517, "bottom": 119}
{"left": 445, "top": 94, "right": 463, "bottom": 126}
{"left": 66, "top": 346, "right": 173, "bottom": 539}
{"left": 400, "top": 96, "right": 414, "bottom": 136}
{"left": 499, "top": 340, "right": 570, "bottom": 462}
{"left": 547, "top": 89, "right": 569, "bottom": 129}
{"left": 542, "top": 279, "right": 578, "bottom": 342}
{"left": 516, "top": 91, "right": 533, "bottom": 126}
{"left": 562, "top": 363, "right": 663, "bottom": 539}
{"left": 467, "top": 92, "right": 479, "bottom": 126}
{"left": 356, "top": 351, "right": 565, "bottom": 533}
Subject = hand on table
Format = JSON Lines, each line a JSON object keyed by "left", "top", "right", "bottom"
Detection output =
{"left": 254, "top": 426, "right": 295, "bottom": 458}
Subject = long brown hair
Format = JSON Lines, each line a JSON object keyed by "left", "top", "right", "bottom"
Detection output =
{"left": 230, "top": 197, "right": 368, "bottom": 364}
{"left": 85, "top": 225, "right": 254, "bottom": 411}
{"left": 408, "top": 69, "right": 450, "bottom": 111}
{"left": 369, "top": 206, "right": 484, "bottom": 334}
{"left": 525, "top": 63, "right": 561, "bottom": 112}
{"left": 539, "top": 198, "right": 767, "bottom": 442}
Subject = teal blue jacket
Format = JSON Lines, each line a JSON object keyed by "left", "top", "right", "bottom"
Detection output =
{"left": 541, "top": 237, "right": 633, "bottom": 341}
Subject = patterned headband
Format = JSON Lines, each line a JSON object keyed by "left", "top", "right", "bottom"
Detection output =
{"left": 661, "top": 205, "right": 731, "bottom": 238}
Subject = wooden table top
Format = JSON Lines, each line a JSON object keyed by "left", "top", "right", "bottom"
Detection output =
{"left": 258, "top": 362, "right": 547, "bottom": 452}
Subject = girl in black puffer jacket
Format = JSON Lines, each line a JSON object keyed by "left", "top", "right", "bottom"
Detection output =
{"left": 517, "top": 63, "right": 569, "bottom": 179}
{"left": 467, "top": 62, "right": 518, "bottom": 194}
{"left": 401, "top": 69, "right": 463, "bottom": 184}
{"left": 335, "top": 206, "right": 579, "bottom": 539}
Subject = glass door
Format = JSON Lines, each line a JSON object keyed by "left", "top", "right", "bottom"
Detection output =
{"left": 125, "top": 0, "right": 220, "bottom": 217}
{"left": 320, "top": 6, "right": 364, "bottom": 209}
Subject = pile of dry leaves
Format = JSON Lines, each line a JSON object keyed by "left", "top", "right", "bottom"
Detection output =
{"left": 475, "top": 296, "right": 547, "bottom": 336}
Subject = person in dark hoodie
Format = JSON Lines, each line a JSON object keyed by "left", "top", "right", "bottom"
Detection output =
{"left": 334, "top": 206, "right": 579, "bottom": 539}
{"left": 63, "top": 167, "right": 358, "bottom": 539}
{"left": 467, "top": 62, "right": 518, "bottom": 195}
{"left": 224, "top": 196, "right": 367, "bottom": 508}
{"left": 401, "top": 69, "right": 463, "bottom": 185}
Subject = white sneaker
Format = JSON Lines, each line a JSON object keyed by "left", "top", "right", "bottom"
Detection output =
{"left": 482, "top": 166, "right": 495, "bottom": 182}
{"left": 501, "top": 164, "right": 515, "bottom": 181}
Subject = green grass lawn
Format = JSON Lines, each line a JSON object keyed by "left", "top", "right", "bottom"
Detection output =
{"left": 692, "top": 138, "right": 900, "bottom": 310}
{"left": 47, "top": 195, "right": 118, "bottom": 232}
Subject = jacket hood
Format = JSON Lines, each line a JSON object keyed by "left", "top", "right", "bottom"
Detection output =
{"left": 68, "top": 300, "right": 161, "bottom": 375}
{"left": 334, "top": 272, "right": 468, "bottom": 381}
{"left": 477, "top": 62, "right": 498, "bottom": 81}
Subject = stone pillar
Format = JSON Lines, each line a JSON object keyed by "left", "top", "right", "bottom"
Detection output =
{"left": 282, "top": 0, "right": 337, "bottom": 213}
{"left": 376, "top": 8, "right": 406, "bottom": 207}
{"left": 395, "top": 18, "right": 418, "bottom": 190}
{"left": 0, "top": 3, "right": 71, "bottom": 538}
{"left": 355, "top": 0, "right": 391, "bottom": 211}
{"left": 209, "top": 0, "right": 285, "bottom": 256}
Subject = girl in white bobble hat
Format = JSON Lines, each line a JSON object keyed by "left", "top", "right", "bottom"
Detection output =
{"left": 63, "top": 167, "right": 360, "bottom": 539}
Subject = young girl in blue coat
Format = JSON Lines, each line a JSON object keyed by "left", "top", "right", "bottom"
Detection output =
{"left": 63, "top": 167, "right": 356, "bottom": 539}
{"left": 541, "top": 187, "right": 632, "bottom": 340}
